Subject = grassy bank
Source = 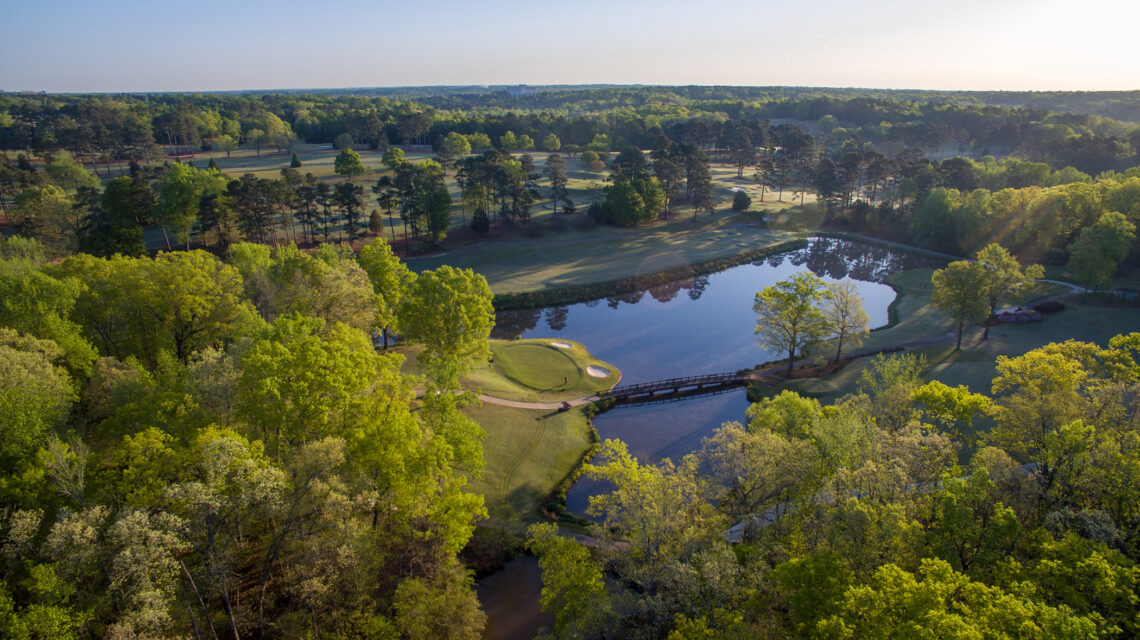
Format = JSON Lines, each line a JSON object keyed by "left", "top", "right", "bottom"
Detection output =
{"left": 465, "top": 339, "right": 620, "bottom": 403}
{"left": 409, "top": 222, "right": 806, "bottom": 296}
{"left": 787, "top": 270, "right": 1138, "bottom": 408}
{"left": 461, "top": 339, "right": 619, "bottom": 528}
{"left": 490, "top": 238, "right": 808, "bottom": 310}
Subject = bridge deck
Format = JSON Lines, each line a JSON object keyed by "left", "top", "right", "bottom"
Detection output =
{"left": 603, "top": 372, "right": 751, "bottom": 400}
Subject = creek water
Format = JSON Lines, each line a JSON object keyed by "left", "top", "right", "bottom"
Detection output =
{"left": 478, "top": 237, "right": 942, "bottom": 639}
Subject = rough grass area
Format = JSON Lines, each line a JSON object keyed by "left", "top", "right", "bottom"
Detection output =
{"left": 465, "top": 339, "right": 620, "bottom": 402}
{"left": 467, "top": 403, "right": 592, "bottom": 526}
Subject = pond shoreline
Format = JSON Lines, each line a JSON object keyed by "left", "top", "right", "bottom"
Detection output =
{"left": 492, "top": 238, "right": 809, "bottom": 311}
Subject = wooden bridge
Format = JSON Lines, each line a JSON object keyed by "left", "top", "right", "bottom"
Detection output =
{"left": 601, "top": 372, "right": 754, "bottom": 403}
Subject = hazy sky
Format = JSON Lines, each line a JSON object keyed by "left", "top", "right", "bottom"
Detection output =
{"left": 2, "top": 0, "right": 1138, "bottom": 92}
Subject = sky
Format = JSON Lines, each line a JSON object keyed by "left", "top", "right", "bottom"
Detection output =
{"left": 1, "top": 0, "right": 1138, "bottom": 93}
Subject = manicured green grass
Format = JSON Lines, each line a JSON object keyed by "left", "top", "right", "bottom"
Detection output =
{"left": 495, "top": 343, "right": 580, "bottom": 390}
{"left": 465, "top": 339, "right": 620, "bottom": 402}
{"left": 410, "top": 223, "right": 803, "bottom": 294}
{"left": 790, "top": 274, "right": 1140, "bottom": 404}
{"left": 466, "top": 402, "right": 593, "bottom": 526}
{"left": 785, "top": 292, "right": 1139, "bottom": 456}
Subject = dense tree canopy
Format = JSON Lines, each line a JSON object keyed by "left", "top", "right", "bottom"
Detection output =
{"left": 0, "top": 236, "right": 495, "bottom": 639}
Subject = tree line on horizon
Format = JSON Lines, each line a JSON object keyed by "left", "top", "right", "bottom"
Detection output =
{"left": 3, "top": 88, "right": 1140, "bottom": 284}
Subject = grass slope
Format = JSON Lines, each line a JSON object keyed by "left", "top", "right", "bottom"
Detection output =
{"left": 465, "top": 339, "right": 620, "bottom": 402}
{"left": 789, "top": 270, "right": 1139, "bottom": 429}
{"left": 467, "top": 403, "right": 592, "bottom": 526}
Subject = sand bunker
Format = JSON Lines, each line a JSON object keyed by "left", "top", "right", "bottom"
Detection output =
{"left": 586, "top": 366, "right": 610, "bottom": 378}
{"left": 550, "top": 341, "right": 572, "bottom": 349}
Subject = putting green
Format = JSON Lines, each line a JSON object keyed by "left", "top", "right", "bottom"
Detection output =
{"left": 465, "top": 339, "right": 620, "bottom": 402}
{"left": 494, "top": 342, "right": 581, "bottom": 390}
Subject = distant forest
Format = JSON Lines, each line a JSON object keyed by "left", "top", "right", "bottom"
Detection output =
{"left": 3, "top": 86, "right": 1139, "bottom": 171}
{"left": 3, "top": 86, "right": 1139, "bottom": 272}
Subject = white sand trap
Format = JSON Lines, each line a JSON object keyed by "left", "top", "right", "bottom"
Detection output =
{"left": 587, "top": 366, "right": 610, "bottom": 378}
{"left": 550, "top": 341, "right": 572, "bottom": 349}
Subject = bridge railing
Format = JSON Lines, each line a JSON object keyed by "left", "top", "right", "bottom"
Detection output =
{"left": 603, "top": 372, "right": 749, "bottom": 398}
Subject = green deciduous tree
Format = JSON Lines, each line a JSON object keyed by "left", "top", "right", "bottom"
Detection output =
{"left": 912, "top": 380, "right": 992, "bottom": 437}
{"left": 156, "top": 161, "right": 207, "bottom": 250}
{"left": 1068, "top": 211, "right": 1136, "bottom": 293}
{"left": 44, "top": 152, "right": 98, "bottom": 192}
{"left": 585, "top": 439, "right": 726, "bottom": 580}
{"left": 816, "top": 559, "right": 1101, "bottom": 638}
{"left": 381, "top": 147, "right": 405, "bottom": 172}
{"left": 397, "top": 265, "right": 493, "bottom": 387}
{"left": 931, "top": 260, "right": 989, "bottom": 349}
{"left": 0, "top": 258, "right": 97, "bottom": 374}
{"left": 0, "top": 330, "right": 75, "bottom": 479}
{"left": 358, "top": 238, "right": 414, "bottom": 348}
{"left": 442, "top": 131, "right": 472, "bottom": 158}
{"left": 526, "top": 522, "right": 613, "bottom": 639}
{"left": 700, "top": 421, "right": 818, "bottom": 518}
{"left": 975, "top": 243, "right": 1044, "bottom": 339}
{"left": 823, "top": 280, "right": 869, "bottom": 361}
{"left": 754, "top": 272, "right": 831, "bottom": 375}
{"left": 214, "top": 134, "right": 238, "bottom": 158}
{"left": 466, "top": 132, "right": 492, "bottom": 150}
{"left": 237, "top": 312, "right": 382, "bottom": 454}
{"left": 334, "top": 147, "right": 366, "bottom": 178}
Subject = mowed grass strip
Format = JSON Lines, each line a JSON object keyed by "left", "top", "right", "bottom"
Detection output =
{"left": 466, "top": 403, "right": 593, "bottom": 525}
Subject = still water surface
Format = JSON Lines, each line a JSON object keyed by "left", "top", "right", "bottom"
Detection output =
{"left": 479, "top": 238, "right": 942, "bottom": 638}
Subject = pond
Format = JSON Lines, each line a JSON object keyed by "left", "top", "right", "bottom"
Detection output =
{"left": 493, "top": 236, "right": 940, "bottom": 386}
{"left": 478, "top": 237, "right": 942, "bottom": 638}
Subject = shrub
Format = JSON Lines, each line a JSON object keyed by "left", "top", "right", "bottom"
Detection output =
{"left": 732, "top": 190, "right": 752, "bottom": 212}
{"left": 471, "top": 208, "right": 490, "bottom": 234}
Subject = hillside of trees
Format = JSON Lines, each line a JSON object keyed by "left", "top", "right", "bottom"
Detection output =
{"left": 0, "top": 235, "right": 496, "bottom": 638}
{"left": 3, "top": 86, "right": 1140, "bottom": 637}
{"left": 526, "top": 339, "right": 1140, "bottom": 638}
